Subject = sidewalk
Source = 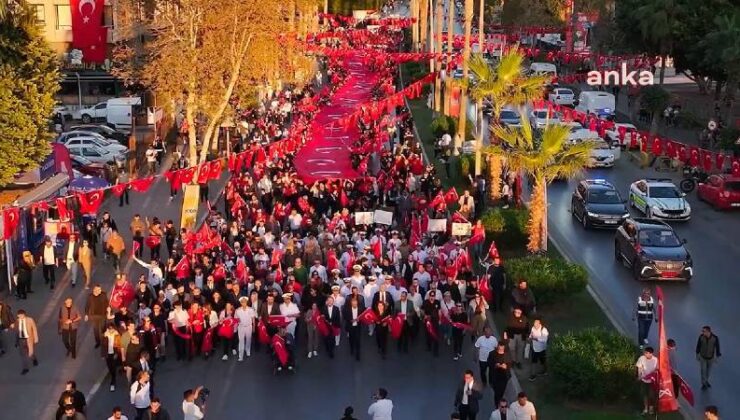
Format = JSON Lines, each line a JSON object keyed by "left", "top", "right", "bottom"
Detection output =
{"left": 0, "top": 151, "right": 229, "bottom": 420}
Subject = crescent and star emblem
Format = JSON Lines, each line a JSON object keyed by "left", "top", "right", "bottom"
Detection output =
{"left": 78, "top": 0, "right": 96, "bottom": 23}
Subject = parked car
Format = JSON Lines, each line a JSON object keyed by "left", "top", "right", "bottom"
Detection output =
{"left": 571, "top": 179, "right": 629, "bottom": 229}
{"left": 498, "top": 109, "right": 522, "bottom": 128}
{"left": 628, "top": 179, "right": 691, "bottom": 221}
{"left": 66, "top": 145, "right": 125, "bottom": 165}
{"left": 57, "top": 134, "right": 129, "bottom": 155}
{"left": 548, "top": 87, "right": 576, "bottom": 106}
{"left": 75, "top": 102, "right": 108, "bottom": 123}
{"left": 604, "top": 123, "right": 638, "bottom": 148}
{"left": 70, "top": 155, "right": 113, "bottom": 179}
{"left": 69, "top": 124, "right": 127, "bottom": 143}
{"left": 614, "top": 217, "right": 693, "bottom": 281}
{"left": 529, "top": 108, "right": 561, "bottom": 129}
{"left": 697, "top": 174, "right": 740, "bottom": 210}
{"left": 567, "top": 126, "right": 601, "bottom": 144}
{"left": 53, "top": 105, "right": 74, "bottom": 121}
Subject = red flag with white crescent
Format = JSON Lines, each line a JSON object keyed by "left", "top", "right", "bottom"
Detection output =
{"left": 175, "top": 256, "right": 190, "bottom": 279}
{"left": 268, "top": 315, "right": 290, "bottom": 329}
{"left": 655, "top": 286, "right": 679, "bottom": 413}
{"left": 371, "top": 239, "right": 382, "bottom": 260}
{"left": 2, "top": 207, "right": 20, "bottom": 239}
{"left": 257, "top": 320, "right": 270, "bottom": 344}
{"left": 312, "top": 311, "right": 331, "bottom": 337}
{"left": 424, "top": 317, "right": 439, "bottom": 341}
{"left": 326, "top": 249, "right": 339, "bottom": 272}
{"left": 469, "top": 224, "right": 485, "bottom": 246}
{"left": 479, "top": 275, "right": 493, "bottom": 302}
{"left": 77, "top": 190, "right": 105, "bottom": 214}
{"left": 676, "top": 373, "right": 694, "bottom": 406}
{"left": 389, "top": 314, "right": 405, "bottom": 339}
{"left": 130, "top": 176, "right": 155, "bottom": 193}
{"left": 111, "top": 183, "right": 128, "bottom": 197}
{"left": 358, "top": 308, "right": 380, "bottom": 325}
{"left": 271, "top": 334, "right": 289, "bottom": 366}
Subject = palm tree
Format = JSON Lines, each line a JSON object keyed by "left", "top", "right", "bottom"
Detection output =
{"left": 489, "top": 115, "right": 594, "bottom": 253}
{"left": 468, "top": 51, "right": 549, "bottom": 192}
{"left": 455, "top": 0, "right": 474, "bottom": 150}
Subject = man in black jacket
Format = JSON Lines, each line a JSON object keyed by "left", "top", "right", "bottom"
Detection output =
{"left": 84, "top": 285, "right": 109, "bottom": 349}
{"left": 454, "top": 370, "right": 483, "bottom": 420}
{"left": 342, "top": 296, "right": 363, "bottom": 361}
{"left": 0, "top": 300, "right": 14, "bottom": 355}
{"left": 320, "top": 296, "right": 341, "bottom": 358}
{"left": 696, "top": 325, "right": 721, "bottom": 390}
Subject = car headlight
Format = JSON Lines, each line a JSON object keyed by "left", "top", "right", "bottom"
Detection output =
{"left": 605, "top": 154, "right": 615, "bottom": 161}
{"left": 587, "top": 211, "right": 598, "bottom": 217}
{"left": 622, "top": 212, "right": 630, "bottom": 218}
{"left": 651, "top": 206, "right": 663, "bottom": 214}
{"left": 684, "top": 203, "right": 691, "bottom": 213}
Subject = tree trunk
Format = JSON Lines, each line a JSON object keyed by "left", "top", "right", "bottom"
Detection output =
{"left": 659, "top": 54, "right": 666, "bottom": 85}
{"left": 488, "top": 154, "right": 502, "bottom": 199}
{"left": 478, "top": 0, "right": 484, "bottom": 50}
{"left": 456, "top": 0, "right": 473, "bottom": 146}
{"left": 434, "top": 0, "right": 443, "bottom": 113}
{"left": 527, "top": 176, "right": 546, "bottom": 253}
{"left": 444, "top": 0, "right": 455, "bottom": 115}
{"left": 474, "top": 97, "right": 483, "bottom": 175}
{"left": 420, "top": 0, "right": 429, "bottom": 51}
{"left": 649, "top": 111, "right": 658, "bottom": 136}
{"left": 411, "top": 0, "right": 419, "bottom": 52}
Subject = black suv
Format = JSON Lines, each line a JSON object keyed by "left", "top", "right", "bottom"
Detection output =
{"left": 614, "top": 218, "right": 693, "bottom": 281}
{"left": 571, "top": 179, "right": 630, "bottom": 229}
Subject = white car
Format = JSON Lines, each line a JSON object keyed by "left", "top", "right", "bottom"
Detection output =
{"left": 529, "top": 108, "right": 561, "bottom": 129}
{"left": 587, "top": 139, "right": 618, "bottom": 167}
{"left": 57, "top": 134, "right": 128, "bottom": 155}
{"left": 567, "top": 127, "right": 601, "bottom": 144}
{"left": 548, "top": 87, "right": 575, "bottom": 106}
{"left": 604, "top": 123, "right": 637, "bottom": 148}
{"left": 66, "top": 145, "right": 125, "bottom": 165}
{"left": 75, "top": 102, "right": 108, "bottom": 123}
{"left": 628, "top": 179, "right": 691, "bottom": 221}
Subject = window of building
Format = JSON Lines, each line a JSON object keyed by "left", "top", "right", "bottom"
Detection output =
{"left": 55, "top": 4, "right": 72, "bottom": 30}
{"left": 33, "top": 4, "right": 45, "bottom": 24}
{"left": 104, "top": 5, "right": 114, "bottom": 28}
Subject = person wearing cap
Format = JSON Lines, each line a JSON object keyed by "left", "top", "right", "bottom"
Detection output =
{"left": 411, "top": 243, "right": 428, "bottom": 265}
{"left": 340, "top": 277, "right": 353, "bottom": 297}
{"left": 234, "top": 297, "right": 256, "bottom": 361}
{"left": 349, "top": 265, "right": 366, "bottom": 289}
{"left": 354, "top": 231, "right": 369, "bottom": 251}
{"left": 279, "top": 293, "right": 300, "bottom": 338}
{"left": 330, "top": 285, "right": 345, "bottom": 309}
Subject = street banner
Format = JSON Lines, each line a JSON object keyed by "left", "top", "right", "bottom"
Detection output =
{"left": 180, "top": 184, "right": 200, "bottom": 231}
{"left": 427, "top": 219, "right": 447, "bottom": 232}
{"left": 373, "top": 209, "right": 393, "bottom": 225}
{"left": 451, "top": 222, "right": 472, "bottom": 236}
{"left": 354, "top": 212, "right": 374, "bottom": 225}
{"left": 655, "top": 286, "right": 679, "bottom": 413}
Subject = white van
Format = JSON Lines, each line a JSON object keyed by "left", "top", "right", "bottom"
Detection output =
{"left": 106, "top": 97, "right": 142, "bottom": 132}
{"left": 575, "top": 91, "right": 615, "bottom": 119}
{"left": 529, "top": 62, "right": 557, "bottom": 78}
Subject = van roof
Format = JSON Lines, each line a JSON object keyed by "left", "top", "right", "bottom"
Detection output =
{"left": 107, "top": 97, "right": 141, "bottom": 105}
{"left": 530, "top": 62, "right": 556, "bottom": 69}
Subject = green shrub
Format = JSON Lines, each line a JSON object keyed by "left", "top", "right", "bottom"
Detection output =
{"left": 506, "top": 255, "right": 588, "bottom": 304}
{"left": 459, "top": 155, "right": 471, "bottom": 177}
{"left": 719, "top": 127, "right": 740, "bottom": 154}
{"left": 550, "top": 327, "right": 639, "bottom": 403}
{"left": 481, "top": 207, "right": 529, "bottom": 250}
{"left": 430, "top": 116, "right": 451, "bottom": 138}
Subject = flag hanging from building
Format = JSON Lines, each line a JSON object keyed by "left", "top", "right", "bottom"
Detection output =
{"left": 70, "top": 0, "right": 107, "bottom": 63}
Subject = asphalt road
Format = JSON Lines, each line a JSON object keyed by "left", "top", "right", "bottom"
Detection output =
{"left": 546, "top": 153, "right": 740, "bottom": 418}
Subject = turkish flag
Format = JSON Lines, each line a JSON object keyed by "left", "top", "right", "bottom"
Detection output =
{"left": 479, "top": 275, "right": 493, "bottom": 302}
{"left": 179, "top": 167, "right": 196, "bottom": 185}
{"left": 444, "top": 187, "right": 459, "bottom": 205}
{"left": 326, "top": 249, "right": 339, "bottom": 272}
{"left": 655, "top": 286, "right": 679, "bottom": 413}
{"left": 358, "top": 308, "right": 380, "bottom": 325}
{"left": 651, "top": 138, "right": 662, "bottom": 156}
{"left": 109, "top": 280, "right": 135, "bottom": 310}
{"left": 424, "top": 317, "right": 439, "bottom": 341}
{"left": 130, "top": 176, "right": 155, "bottom": 193}
{"left": 164, "top": 170, "right": 182, "bottom": 191}
{"left": 469, "top": 224, "right": 485, "bottom": 246}
{"left": 716, "top": 153, "right": 726, "bottom": 171}
{"left": 77, "top": 190, "right": 105, "bottom": 214}
{"left": 257, "top": 320, "right": 271, "bottom": 344}
{"left": 268, "top": 315, "right": 291, "bottom": 329}
{"left": 689, "top": 148, "right": 700, "bottom": 167}
{"left": 131, "top": 240, "right": 140, "bottom": 256}
{"left": 371, "top": 239, "right": 382, "bottom": 260}
{"left": 733, "top": 159, "right": 740, "bottom": 177}
{"left": 675, "top": 373, "right": 694, "bottom": 406}
{"left": 145, "top": 235, "right": 161, "bottom": 249}
{"left": 271, "top": 334, "right": 289, "bottom": 366}
{"left": 212, "top": 264, "right": 226, "bottom": 281}
{"left": 2, "top": 207, "right": 20, "bottom": 239}
{"left": 56, "top": 197, "right": 71, "bottom": 220}
{"left": 111, "top": 183, "right": 127, "bottom": 197}
{"left": 195, "top": 223, "right": 213, "bottom": 242}
{"left": 270, "top": 248, "right": 284, "bottom": 267}
{"left": 208, "top": 160, "right": 222, "bottom": 180}
{"left": 70, "top": 0, "right": 104, "bottom": 48}
{"left": 389, "top": 314, "right": 405, "bottom": 339}
{"left": 197, "top": 163, "right": 210, "bottom": 184}
{"left": 175, "top": 256, "right": 190, "bottom": 279}
{"left": 312, "top": 311, "right": 331, "bottom": 337}
{"left": 429, "top": 191, "right": 446, "bottom": 209}
{"left": 702, "top": 151, "right": 713, "bottom": 172}
{"left": 235, "top": 259, "right": 248, "bottom": 284}
{"left": 81, "top": 26, "right": 107, "bottom": 63}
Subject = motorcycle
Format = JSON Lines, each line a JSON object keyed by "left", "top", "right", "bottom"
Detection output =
{"left": 680, "top": 166, "right": 709, "bottom": 193}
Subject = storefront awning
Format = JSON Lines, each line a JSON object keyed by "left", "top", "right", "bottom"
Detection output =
{"left": 15, "top": 173, "right": 71, "bottom": 208}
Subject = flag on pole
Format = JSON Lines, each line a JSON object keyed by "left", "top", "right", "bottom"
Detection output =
{"left": 655, "top": 286, "right": 679, "bottom": 413}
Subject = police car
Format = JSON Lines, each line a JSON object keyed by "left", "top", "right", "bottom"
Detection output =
{"left": 628, "top": 179, "right": 691, "bottom": 221}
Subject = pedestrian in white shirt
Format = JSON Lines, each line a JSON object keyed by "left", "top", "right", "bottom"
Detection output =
{"left": 528, "top": 319, "right": 549, "bottom": 381}
{"left": 107, "top": 406, "right": 128, "bottom": 420}
{"left": 182, "top": 387, "right": 206, "bottom": 420}
{"left": 129, "top": 371, "right": 151, "bottom": 419}
{"left": 509, "top": 392, "right": 537, "bottom": 420}
{"left": 235, "top": 297, "right": 257, "bottom": 360}
{"left": 367, "top": 388, "right": 393, "bottom": 420}
{"left": 635, "top": 347, "right": 658, "bottom": 415}
{"left": 474, "top": 327, "right": 498, "bottom": 385}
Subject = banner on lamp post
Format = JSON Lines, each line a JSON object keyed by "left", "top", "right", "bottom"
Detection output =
{"left": 180, "top": 184, "right": 200, "bottom": 231}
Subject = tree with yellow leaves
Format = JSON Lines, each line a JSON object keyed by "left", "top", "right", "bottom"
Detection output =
{"left": 113, "top": 0, "right": 316, "bottom": 166}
